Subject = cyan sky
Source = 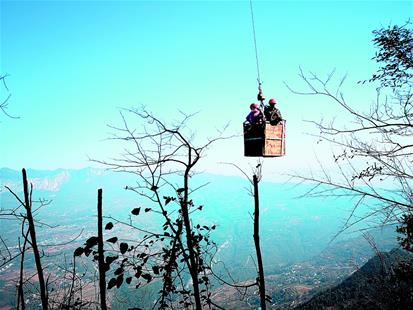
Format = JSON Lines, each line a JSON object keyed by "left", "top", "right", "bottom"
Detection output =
{"left": 1, "top": 0, "right": 412, "bottom": 178}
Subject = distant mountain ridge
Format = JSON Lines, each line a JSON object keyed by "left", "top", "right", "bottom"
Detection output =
{"left": 0, "top": 167, "right": 400, "bottom": 275}
{"left": 0, "top": 167, "right": 110, "bottom": 192}
{"left": 0, "top": 168, "right": 405, "bottom": 309}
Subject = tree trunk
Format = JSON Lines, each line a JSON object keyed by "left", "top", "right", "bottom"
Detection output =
{"left": 253, "top": 174, "right": 266, "bottom": 310}
{"left": 181, "top": 170, "right": 202, "bottom": 309}
{"left": 66, "top": 255, "right": 76, "bottom": 309}
{"left": 22, "top": 168, "right": 48, "bottom": 309}
{"left": 17, "top": 229, "right": 29, "bottom": 310}
{"left": 97, "top": 189, "right": 107, "bottom": 310}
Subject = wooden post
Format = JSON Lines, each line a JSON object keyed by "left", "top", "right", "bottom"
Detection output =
{"left": 97, "top": 189, "right": 107, "bottom": 310}
{"left": 253, "top": 174, "right": 266, "bottom": 310}
{"left": 22, "top": 168, "right": 48, "bottom": 309}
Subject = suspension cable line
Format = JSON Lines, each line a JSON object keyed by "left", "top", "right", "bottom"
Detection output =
{"left": 249, "top": 0, "right": 262, "bottom": 86}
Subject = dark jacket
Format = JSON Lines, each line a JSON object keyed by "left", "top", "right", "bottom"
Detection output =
{"left": 264, "top": 105, "right": 282, "bottom": 125}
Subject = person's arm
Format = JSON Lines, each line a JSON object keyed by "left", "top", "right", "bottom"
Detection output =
{"left": 276, "top": 108, "right": 282, "bottom": 119}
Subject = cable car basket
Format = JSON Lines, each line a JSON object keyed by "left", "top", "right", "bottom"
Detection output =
{"left": 244, "top": 121, "right": 286, "bottom": 157}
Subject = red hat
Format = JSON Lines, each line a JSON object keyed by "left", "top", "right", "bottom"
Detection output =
{"left": 250, "top": 103, "right": 259, "bottom": 109}
{"left": 269, "top": 98, "right": 277, "bottom": 105}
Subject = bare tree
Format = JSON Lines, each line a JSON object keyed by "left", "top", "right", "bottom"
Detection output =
{"left": 0, "top": 74, "right": 18, "bottom": 119}
{"left": 286, "top": 23, "right": 413, "bottom": 236}
{"left": 89, "top": 107, "right": 231, "bottom": 309}
{"left": 16, "top": 226, "right": 29, "bottom": 310}
{"left": 5, "top": 169, "right": 48, "bottom": 309}
{"left": 252, "top": 173, "right": 267, "bottom": 310}
{"left": 217, "top": 161, "right": 271, "bottom": 310}
{"left": 46, "top": 254, "right": 95, "bottom": 309}
{"left": 2, "top": 169, "right": 91, "bottom": 309}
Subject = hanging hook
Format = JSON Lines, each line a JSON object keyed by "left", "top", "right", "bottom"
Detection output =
{"left": 257, "top": 80, "right": 265, "bottom": 108}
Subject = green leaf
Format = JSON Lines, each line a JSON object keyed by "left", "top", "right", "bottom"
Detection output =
{"left": 131, "top": 207, "right": 141, "bottom": 215}
{"left": 85, "top": 236, "right": 98, "bottom": 248}
{"left": 105, "top": 255, "right": 118, "bottom": 265}
{"left": 141, "top": 273, "right": 152, "bottom": 283}
{"left": 164, "top": 196, "right": 172, "bottom": 205}
{"left": 106, "top": 237, "right": 118, "bottom": 243}
{"left": 119, "top": 242, "right": 128, "bottom": 254}
{"left": 114, "top": 267, "right": 123, "bottom": 276}
{"left": 107, "top": 278, "right": 117, "bottom": 289}
{"left": 152, "top": 265, "right": 160, "bottom": 275}
{"left": 74, "top": 247, "right": 84, "bottom": 257}
{"left": 116, "top": 274, "right": 124, "bottom": 288}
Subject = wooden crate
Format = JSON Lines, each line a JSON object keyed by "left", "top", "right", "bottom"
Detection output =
{"left": 244, "top": 122, "right": 286, "bottom": 157}
{"left": 263, "top": 122, "right": 286, "bottom": 157}
{"left": 244, "top": 125, "right": 264, "bottom": 156}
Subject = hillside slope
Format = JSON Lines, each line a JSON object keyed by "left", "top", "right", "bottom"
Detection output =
{"left": 295, "top": 249, "right": 413, "bottom": 310}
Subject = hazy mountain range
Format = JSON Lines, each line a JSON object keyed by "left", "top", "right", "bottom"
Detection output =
{"left": 0, "top": 167, "right": 398, "bottom": 267}
{"left": 0, "top": 167, "right": 402, "bottom": 308}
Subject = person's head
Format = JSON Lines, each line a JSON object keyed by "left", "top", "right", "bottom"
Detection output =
{"left": 269, "top": 98, "right": 277, "bottom": 105}
{"left": 250, "top": 103, "right": 259, "bottom": 110}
